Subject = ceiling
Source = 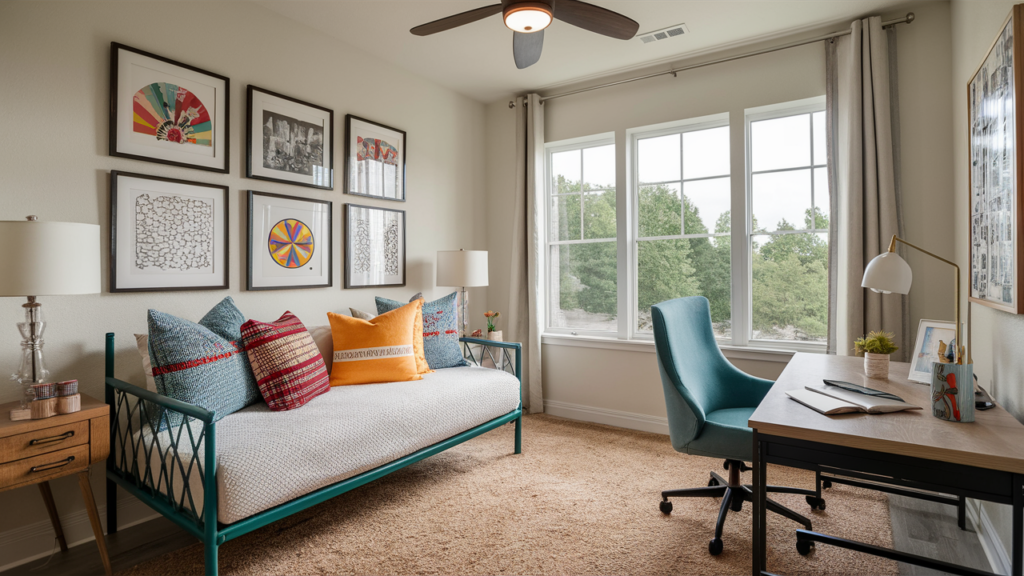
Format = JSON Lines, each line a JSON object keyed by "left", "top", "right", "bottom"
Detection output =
{"left": 258, "top": 0, "right": 919, "bottom": 103}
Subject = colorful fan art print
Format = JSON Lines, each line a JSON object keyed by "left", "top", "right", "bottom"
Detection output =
{"left": 247, "top": 86, "right": 334, "bottom": 190}
{"left": 248, "top": 191, "right": 332, "bottom": 291}
{"left": 345, "top": 115, "right": 406, "bottom": 201}
{"left": 110, "top": 43, "right": 229, "bottom": 173}
{"left": 345, "top": 204, "right": 406, "bottom": 288}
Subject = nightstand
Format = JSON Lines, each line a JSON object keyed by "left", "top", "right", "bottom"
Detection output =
{"left": 0, "top": 393, "right": 111, "bottom": 575}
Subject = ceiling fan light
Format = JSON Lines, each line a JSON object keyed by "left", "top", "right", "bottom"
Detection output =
{"left": 503, "top": 2, "right": 553, "bottom": 34}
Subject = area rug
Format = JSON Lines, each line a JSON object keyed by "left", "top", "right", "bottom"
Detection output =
{"left": 124, "top": 414, "right": 897, "bottom": 575}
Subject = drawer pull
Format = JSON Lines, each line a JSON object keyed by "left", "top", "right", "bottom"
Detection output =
{"left": 30, "top": 456, "right": 75, "bottom": 473}
{"left": 29, "top": 431, "right": 75, "bottom": 446}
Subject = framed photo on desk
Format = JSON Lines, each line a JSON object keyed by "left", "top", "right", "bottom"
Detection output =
{"left": 907, "top": 319, "right": 957, "bottom": 383}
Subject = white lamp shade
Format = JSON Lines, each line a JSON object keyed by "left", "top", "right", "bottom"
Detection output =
{"left": 0, "top": 220, "right": 101, "bottom": 296}
{"left": 437, "top": 250, "right": 488, "bottom": 287}
{"left": 861, "top": 251, "right": 913, "bottom": 295}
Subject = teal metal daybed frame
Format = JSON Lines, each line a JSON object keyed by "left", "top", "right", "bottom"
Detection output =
{"left": 103, "top": 333, "right": 522, "bottom": 576}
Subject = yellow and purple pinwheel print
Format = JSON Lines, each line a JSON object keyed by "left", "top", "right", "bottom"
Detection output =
{"left": 268, "top": 219, "right": 314, "bottom": 268}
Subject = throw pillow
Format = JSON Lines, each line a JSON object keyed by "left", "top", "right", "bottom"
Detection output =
{"left": 376, "top": 292, "right": 469, "bottom": 370}
{"left": 134, "top": 333, "right": 157, "bottom": 392}
{"left": 328, "top": 300, "right": 423, "bottom": 386}
{"left": 240, "top": 312, "right": 330, "bottom": 411}
{"left": 349, "top": 308, "right": 375, "bottom": 321}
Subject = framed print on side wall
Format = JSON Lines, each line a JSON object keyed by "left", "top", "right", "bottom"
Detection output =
{"left": 907, "top": 319, "right": 958, "bottom": 384}
{"left": 109, "top": 43, "right": 229, "bottom": 173}
{"left": 968, "top": 5, "right": 1024, "bottom": 314}
{"left": 110, "top": 171, "right": 229, "bottom": 292}
{"left": 248, "top": 191, "right": 332, "bottom": 290}
{"left": 247, "top": 86, "right": 333, "bottom": 190}
{"left": 344, "top": 204, "right": 406, "bottom": 288}
{"left": 344, "top": 115, "right": 406, "bottom": 201}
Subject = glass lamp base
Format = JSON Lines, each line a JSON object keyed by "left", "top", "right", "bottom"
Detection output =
{"left": 10, "top": 297, "right": 48, "bottom": 409}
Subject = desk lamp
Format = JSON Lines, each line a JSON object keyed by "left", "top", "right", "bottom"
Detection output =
{"left": 436, "top": 250, "right": 488, "bottom": 338}
{"left": 861, "top": 235, "right": 973, "bottom": 422}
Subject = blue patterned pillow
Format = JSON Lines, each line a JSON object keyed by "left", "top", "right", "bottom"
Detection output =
{"left": 376, "top": 293, "right": 469, "bottom": 369}
{"left": 147, "top": 298, "right": 260, "bottom": 427}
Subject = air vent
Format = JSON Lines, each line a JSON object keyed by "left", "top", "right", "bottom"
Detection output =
{"left": 637, "top": 23, "right": 689, "bottom": 44}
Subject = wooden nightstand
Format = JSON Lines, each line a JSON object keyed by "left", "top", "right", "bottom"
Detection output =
{"left": 0, "top": 393, "right": 111, "bottom": 575}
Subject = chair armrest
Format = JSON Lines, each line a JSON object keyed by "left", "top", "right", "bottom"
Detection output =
{"left": 105, "top": 377, "right": 215, "bottom": 423}
{"left": 460, "top": 338, "right": 522, "bottom": 384}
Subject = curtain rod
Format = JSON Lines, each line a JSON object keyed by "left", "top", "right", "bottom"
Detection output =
{"left": 537, "top": 12, "right": 914, "bottom": 104}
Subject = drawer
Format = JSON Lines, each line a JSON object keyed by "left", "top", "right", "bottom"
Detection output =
{"left": 0, "top": 444, "right": 89, "bottom": 490}
{"left": 0, "top": 420, "right": 89, "bottom": 464}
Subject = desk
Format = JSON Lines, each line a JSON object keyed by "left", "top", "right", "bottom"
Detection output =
{"left": 749, "top": 353, "right": 1024, "bottom": 576}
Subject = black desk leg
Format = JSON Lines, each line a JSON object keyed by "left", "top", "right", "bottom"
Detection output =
{"left": 753, "top": 432, "right": 767, "bottom": 576}
{"left": 1014, "top": 474, "right": 1023, "bottom": 576}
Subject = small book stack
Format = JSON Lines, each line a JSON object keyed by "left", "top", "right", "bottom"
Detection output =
{"left": 9, "top": 380, "right": 80, "bottom": 421}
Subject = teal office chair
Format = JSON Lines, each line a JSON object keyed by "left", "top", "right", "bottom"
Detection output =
{"left": 652, "top": 296, "right": 821, "bottom": 555}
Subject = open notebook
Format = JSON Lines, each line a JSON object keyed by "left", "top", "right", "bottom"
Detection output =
{"left": 786, "top": 384, "right": 922, "bottom": 415}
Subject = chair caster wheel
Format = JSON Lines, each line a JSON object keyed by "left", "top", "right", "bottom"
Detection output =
{"left": 806, "top": 496, "right": 826, "bottom": 510}
{"left": 822, "top": 480, "right": 832, "bottom": 489}
{"left": 659, "top": 500, "right": 673, "bottom": 515}
{"left": 796, "top": 539, "right": 814, "bottom": 556}
{"left": 709, "top": 538, "right": 723, "bottom": 555}
{"left": 730, "top": 498, "right": 743, "bottom": 512}
{"left": 708, "top": 477, "right": 719, "bottom": 487}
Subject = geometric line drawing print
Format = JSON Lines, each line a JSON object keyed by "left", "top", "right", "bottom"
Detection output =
{"left": 384, "top": 217, "right": 400, "bottom": 276}
{"left": 133, "top": 82, "right": 213, "bottom": 147}
{"left": 134, "top": 193, "right": 214, "bottom": 271}
{"left": 268, "top": 218, "right": 315, "bottom": 269}
{"left": 354, "top": 218, "right": 372, "bottom": 273}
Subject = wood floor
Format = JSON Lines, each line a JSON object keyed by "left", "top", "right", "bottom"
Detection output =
{"left": 2, "top": 496, "right": 994, "bottom": 576}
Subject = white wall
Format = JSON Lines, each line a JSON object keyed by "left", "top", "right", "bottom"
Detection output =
{"left": 0, "top": 1, "right": 486, "bottom": 569}
{"left": 486, "top": 1, "right": 954, "bottom": 430}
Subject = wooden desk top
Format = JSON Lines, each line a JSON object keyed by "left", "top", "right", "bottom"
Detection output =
{"left": 749, "top": 353, "right": 1024, "bottom": 474}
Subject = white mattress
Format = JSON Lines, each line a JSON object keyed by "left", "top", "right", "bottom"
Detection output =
{"left": 124, "top": 366, "right": 520, "bottom": 524}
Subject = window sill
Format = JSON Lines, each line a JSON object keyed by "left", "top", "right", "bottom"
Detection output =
{"left": 541, "top": 333, "right": 822, "bottom": 364}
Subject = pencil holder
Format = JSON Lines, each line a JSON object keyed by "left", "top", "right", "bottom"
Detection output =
{"left": 931, "top": 363, "right": 975, "bottom": 423}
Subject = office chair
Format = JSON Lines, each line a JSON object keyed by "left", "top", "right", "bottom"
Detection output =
{"left": 652, "top": 296, "right": 822, "bottom": 555}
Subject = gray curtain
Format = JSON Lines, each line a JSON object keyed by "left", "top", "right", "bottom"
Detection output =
{"left": 826, "top": 16, "right": 909, "bottom": 360}
{"left": 508, "top": 94, "right": 545, "bottom": 412}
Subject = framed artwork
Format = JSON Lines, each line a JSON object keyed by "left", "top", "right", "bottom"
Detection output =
{"left": 246, "top": 86, "right": 333, "bottom": 190}
{"left": 247, "top": 191, "right": 332, "bottom": 290}
{"left": 907, "top": 319, "right": 958, "bottom": 384}
{"left": 968, "top": 6, "right": 1024, "bottom": 314}
{"left": 344, "top": 204, "right": 406, "bottom": 288}
{"left": 110, "top": 43, "right": 229, "bottom": 173}
{"left": 344, "top": 115, "right": 406, "bottom": 201}
{"left": 110, "top": 171, "right": 229, "bottom": 292}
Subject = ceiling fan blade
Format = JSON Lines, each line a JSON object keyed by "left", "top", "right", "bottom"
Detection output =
{"left": 553, "top": 0, "right": 639, "bottom": 40}
{"left": 513, "top": 30, "right": 544, "bottom": 69}
{"left": 410, "top": 4, "right": 503, "bottom": 36}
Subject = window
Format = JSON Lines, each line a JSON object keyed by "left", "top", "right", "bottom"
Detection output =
{"left": 546, "top": 135, "right": 617, "bottom": 333}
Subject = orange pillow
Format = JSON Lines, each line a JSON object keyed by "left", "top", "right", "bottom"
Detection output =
{"left": 411, "top": 298, "right": 433, "bottom": 375}
{"left": 328, "top": 300, "right": 423, "bottom": 386}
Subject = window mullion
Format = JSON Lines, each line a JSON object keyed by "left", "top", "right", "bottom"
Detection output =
{"left": 733, "top": 113, "right": 750, "bottom": 347}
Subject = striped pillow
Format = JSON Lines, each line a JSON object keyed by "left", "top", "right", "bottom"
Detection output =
{"left": 328, "top": 300, "right": 423, "bottom": 386}
{"left": 240, "top": 312, "right": 329, "bottom": 411}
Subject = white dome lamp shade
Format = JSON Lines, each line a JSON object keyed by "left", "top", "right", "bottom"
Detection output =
{"left": 503, "top": 2, "right": 553, "bottom": 33}
{"left": 861, "top": 251, "right": 913, "bottom": 295}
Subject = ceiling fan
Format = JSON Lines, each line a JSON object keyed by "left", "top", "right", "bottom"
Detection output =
{"left": 410, "top": 0, "right": 640, "bottom": 69}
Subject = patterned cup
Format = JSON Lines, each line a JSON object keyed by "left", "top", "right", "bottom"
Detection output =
{"left": 931, "top": 363, "right": 975, "bottom": 423}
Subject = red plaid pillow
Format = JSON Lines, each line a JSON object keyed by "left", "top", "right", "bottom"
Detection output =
{"left": 240, "top": 312, "right": 329, "bottom": 411}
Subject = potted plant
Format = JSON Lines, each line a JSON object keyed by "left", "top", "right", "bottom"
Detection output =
{"left": 484, "top": 311, "right": 502, "bottom": 342}
{"left": 854, "top": 331, "right": 898, "bottom": 379}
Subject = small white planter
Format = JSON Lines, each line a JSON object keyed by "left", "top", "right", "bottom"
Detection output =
{"left": 864, "top": 353, "right": 890, "bottom": 379}
{"left": 487, "top": 330, "right": 503, "bottom": 342}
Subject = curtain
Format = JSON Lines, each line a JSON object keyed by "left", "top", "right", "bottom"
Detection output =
{"left": 509, "top": 94, "right": 545, "bottom": 412}
{"left": 826, "top": 16, "right": 909, "bottom": 361}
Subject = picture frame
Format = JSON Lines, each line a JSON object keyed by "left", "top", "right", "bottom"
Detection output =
{"left": 246, "top": 86, "right": 334, "bottom": 190}
{"left": 110, "top": 171, "right": 229, "bottom": 292}
{"left": 109, "top": 43, "right": 229, "bottom": 173}
{"left": 344, "top": 115, "right": 406, "bottom": 201}
{"left": 344, "top": 204, "right": 406, "bottom": 288}
{"left": 247, "top": 191, "right": 332, "bottom": 291}
{"left": 968, "top": 5, "right": 1024, "bottom": 314}
{"left": 908, "top": 319, "right": 958, "bottom": 384}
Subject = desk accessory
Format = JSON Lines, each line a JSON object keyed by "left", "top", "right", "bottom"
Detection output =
{"left": 437, "top": 249, "right": 489, "bottom": 338}
{"left": 853, "top": 331, "right": 898, "bottom": 378}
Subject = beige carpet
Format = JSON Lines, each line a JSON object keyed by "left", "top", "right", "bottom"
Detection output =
{"left": 125, "top": 415, "right": 897, "bottom": 575}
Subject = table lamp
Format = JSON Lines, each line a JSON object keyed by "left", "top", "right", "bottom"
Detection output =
{"left": 0, "top": 217, "right": 101, "bottom": 407}
{"left": 861, "top": 234, "right": 974, "bottom": 423}
{"left": 436, "top": 250, "right": 488, "bottom": 338}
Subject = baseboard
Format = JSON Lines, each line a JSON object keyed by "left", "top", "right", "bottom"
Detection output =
{"left": 966, "top": 498, "right": 1010, "bottom": 575}
{"left": 0, "top": 494, "right": 160, "bottom": 573}
{"left": 544, "top": 400, "right": 669, "bottom": 435}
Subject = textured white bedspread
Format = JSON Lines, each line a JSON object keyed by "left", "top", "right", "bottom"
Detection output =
{"left": 126, "top": 366, "right": 520, "bottom": 524}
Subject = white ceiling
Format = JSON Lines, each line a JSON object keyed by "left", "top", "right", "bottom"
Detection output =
{"left": 258, "top": 0, "right": 919, "bottom": 103}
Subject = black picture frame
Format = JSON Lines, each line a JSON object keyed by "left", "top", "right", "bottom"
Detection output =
{"left": 247, "top": 190, "right": 333, "bottom": 291}
{"left": 344, "top": 203, "right": 406, "bottom": 289}
{"left": 109, "top": 42, "right": 230, "bottom": 173}
{"left": 246, "top": 86, "right": 334, "bottom": 190}
{"left": 110, "top": 171, "right": 230, "bottom": 292}
{"left": 344, "top": 114, "right": 407, "bottom": 202}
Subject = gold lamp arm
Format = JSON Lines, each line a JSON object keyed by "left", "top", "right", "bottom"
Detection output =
{"left": 887, "top": 235, "right": 964, "bottom": 364}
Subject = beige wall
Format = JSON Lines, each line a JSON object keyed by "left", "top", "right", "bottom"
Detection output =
{"left": 0, "top": 1, "right": 486, "bottom": 569}
{"left": 486, "top": 2, "right": 954, "bottom": 430}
